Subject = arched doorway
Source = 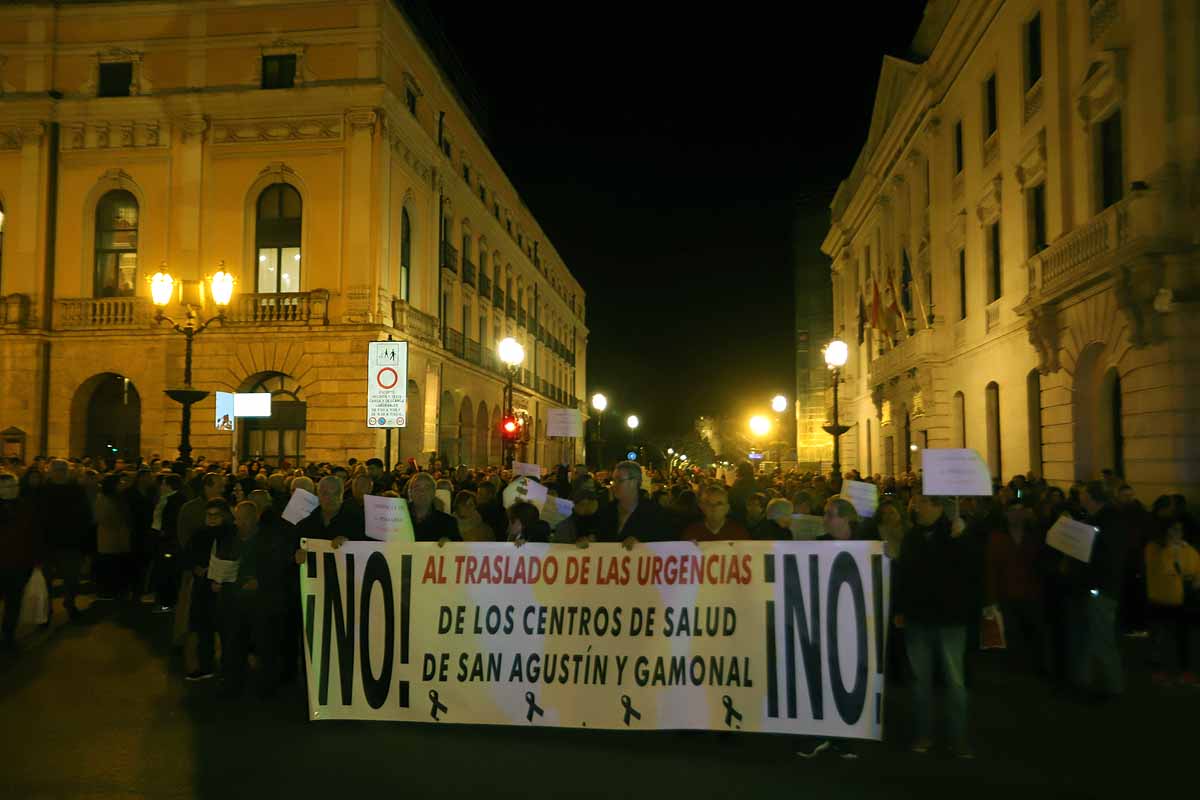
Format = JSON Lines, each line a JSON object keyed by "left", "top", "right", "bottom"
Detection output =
{"left": 72, "top": 373, "right": 141, "bottom": 459}
{"left": 459, "top": 396, "right": 475, "bottom": 466}
{"left": 239, "top": 372, "right": 306, "bottom": 469}
{"left": 491, "top": 407, "right": 502, "bottom": 466}
{"left": 475, "top": 401, "right": 490, "bottom": 466}
{"left": 1027, "top": 370, "right": 1043, "bottom": 477}
{"left": 1073, "top": 343, "right": 1124, "bottom": 481}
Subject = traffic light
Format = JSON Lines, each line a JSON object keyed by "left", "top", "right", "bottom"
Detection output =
{"left": 501, "top": 415, "right": 520, "bottom": 442}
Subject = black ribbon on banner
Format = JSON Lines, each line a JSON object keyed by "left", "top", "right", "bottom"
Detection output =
{"left": 429, "top": 689, "right": 448, "bottom": 721}
{"left": 722, "top": 695, "right": 742, "bottom": 729}
{"left": 620, "top": 695, "right": 641, "bottom": 726}
{"left": 525, "top": 691, "right": 544, "bottom": 722}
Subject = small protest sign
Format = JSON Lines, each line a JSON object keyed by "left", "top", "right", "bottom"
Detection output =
{"left": 540, "top": 497, "right": 575, "bottom": 529}
{"left": 512, "top": 461, "right": 542, "bottom": 479}
{"left": 503, "top": 476, "right": 548, "bottom": 509}
{"left": 1046, "top": 515, "right": 1099, "bottom": 563}
{"left": 282, "top": 488, "right": 320, "bottom": 525}
{"left": 364, "top": 494, "right": 415, "bottom": 542}
{"left": 546, "top": 408, "right": 583, "bottom": 438}
{"left": 921, "top": 449, "right": 993, "bottom": 496}
{"left": 842, "top": 480, "right": 879, "bottom": 518}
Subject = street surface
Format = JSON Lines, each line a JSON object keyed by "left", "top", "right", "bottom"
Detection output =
{"left": 0, "top": 593, "right": 1178, "bottom": 799}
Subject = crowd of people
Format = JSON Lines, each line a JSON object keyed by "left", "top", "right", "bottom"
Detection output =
{"left": 1, "top": 452, "right": 1197, "bottom": 758}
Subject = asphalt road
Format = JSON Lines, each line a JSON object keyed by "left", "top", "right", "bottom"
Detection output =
{"left": 0, "top": 593, "right": 1183, "bottom": 799}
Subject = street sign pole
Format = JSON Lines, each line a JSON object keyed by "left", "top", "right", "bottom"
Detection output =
{"left": 384, "top": 334, "right": 393, "bottom": 471}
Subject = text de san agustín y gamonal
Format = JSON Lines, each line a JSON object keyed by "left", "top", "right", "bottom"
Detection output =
{"left": 422, "top": 550, "right": 754, "bottom": 689}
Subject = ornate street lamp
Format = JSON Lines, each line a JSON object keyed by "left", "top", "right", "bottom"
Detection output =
{"left": 770, "top": 394, "right": 788, "bottom": 465}
{"left": 822, "top": 338, "right": 850, "bottom": 482}
{"left": 498, "top": 336, "right": 526, "bottom": 468}
{"left": 626, "top": 414, "right": 639, "bottom": 430}
{"left": 151, "top": 262, "right": 235, "bottom": 464}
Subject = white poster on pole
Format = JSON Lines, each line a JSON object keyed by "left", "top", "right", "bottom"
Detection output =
{"left": 367, "top": 340, "right": 408, "bottom": 429}
{"left": 1046, "top": 515, "right": 1099, "bottom": 563}
{"left": 921, "top": 449, "right": 993, "bottom": 496}
{"left": 300, "top": 540, "right": 890, "bottom": 740}
{"left": 282, "top": 488, "right": 320, "bottom": 525}
{"left": 364, "top": 494, "right": 416, "bottom": 542}
{"left": 546, "top": 408, "right": 583, "bottom": 438}
{"left": 842, "top": 480, "right": 879, "bottom": 518}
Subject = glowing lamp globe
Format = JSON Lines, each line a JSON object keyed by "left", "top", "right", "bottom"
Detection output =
{"left": 210, "top": 266, "right": 235, "bottom": 307}
{"left": 771, "top": 394, "right": 788, "bottom": 413}
{"left": 150, "top": 267, "right": 175, "bottom": 307}
{"left": 498, "top": 337, "right": 525, "bottom": 368}
{"left": 626, "top": 415, "right": 639, "bottom": 430}
{"left": 824, "top": 339, "right": 849, "bottom": 369}
{"left": 749, "top": 415, "right": 770, "bottom": 437}
{"left": 591, "top": 393, "right": 608, "bottom": 412}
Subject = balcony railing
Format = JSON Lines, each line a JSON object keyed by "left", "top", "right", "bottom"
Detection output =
{"left": 465, "top": 338, "right": 482, "bottom": 365}
{"left": 482, "top": 348, "right": 499, "bottom": 374}
{"left": 867, "top": 326, "right": 934, "bottom": 386}
{"left": 1, "top": 294, "right": 30, "bottom": 329}
{"left": 392, "top": 299, "right": 438, "bottom": 342}
{"left": 440, "top": 242, "right": 458, "bottom": 274}
{"left": 226, "top": 291, "right": 329, "bottom": 325}
{"left": 478, "top": 274, "right": 491, "bottom": 297}
{"left": 462, "top": 259, "right": 476, "bottom": 287}
{"left": 493, "top": 287, "right": 504, "bottom": 307}
{"left": 56, "top": 296, "right": 153, "bottom": 329}
{"left": 442, "top": 327, "right": 464, "bottom": 358}
{"left": 1023, "top": 191, "right": 1156, "bottom": 303}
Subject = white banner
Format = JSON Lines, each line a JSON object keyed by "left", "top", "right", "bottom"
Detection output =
{"left": 299, "top": 540, "right": 890, "bottom": 739}
{"left": 367, "top": 340, "right": 408, "bottom": 428}
{"left": 920, "top": 449, "right": 992, "bottom": 496}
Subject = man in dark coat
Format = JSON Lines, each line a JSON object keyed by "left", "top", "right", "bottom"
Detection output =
{"left": 0, "top": 473, "right": 45, "bottom": 649}
{"left": 595, "top": 461, "right": 674, "bottom": 545}
{"left": 38, "top": 460, "right": 92, "bottom": 620}
{"left": 1067, "top": 480, "right": 1127, "bottom": 697}
{"left": 406, "top": 473, "right": 461, "bottom": 543}
{"left": 895, "top": 493, "right": 976, "bottom": 757}
{"left": 295, "top": 476, "right": 367, "bottom": 548}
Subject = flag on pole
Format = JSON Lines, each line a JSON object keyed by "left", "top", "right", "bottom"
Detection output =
{"left": 870, "top": 275, "right": 882, "bottom": 331}
{"left": 887, "top": 265, "right": 908, "bottom": 338}
{"left": 857, "top": 289, "right": 866, "bottom": 344}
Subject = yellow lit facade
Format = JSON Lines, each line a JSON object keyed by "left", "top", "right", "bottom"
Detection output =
{"left": 821, "top": 0, "right": 1200, "bottom": 500}
{"left": 0, "top": 0, "right": 587, "bottom": 467}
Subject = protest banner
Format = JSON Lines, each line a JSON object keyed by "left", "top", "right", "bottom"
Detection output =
{"left": 299, "top": 540, "right": 890, "bottom": 739}
{"left": 282, "top": 488, "right": 320, "bottom": 525}
{"left": 364, "top": 495, "right": 415, "bottom": 542}
{"left": 920, "top": 449, "right": 992, "bottom": 496}
{"left": 841, "top": 481, "right": 878, "bottom": 518}
{"left": 1046, "top": 515, "right": 1098, "bottom": 563}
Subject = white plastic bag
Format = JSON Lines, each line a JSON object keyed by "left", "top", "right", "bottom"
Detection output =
{"left": 18, "top": 567, "right": 49, "bottom": 626}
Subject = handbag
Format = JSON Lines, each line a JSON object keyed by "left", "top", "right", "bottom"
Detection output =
{"left": 18, "top": 567, "right": 50, "bottom": 627}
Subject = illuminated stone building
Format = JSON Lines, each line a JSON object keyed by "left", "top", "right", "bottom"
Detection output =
{"left": 0, "top": 0, "right": 587, "bottom": 467}
{"left": 821, "top": 0, "right": 1200, "bottom": 500}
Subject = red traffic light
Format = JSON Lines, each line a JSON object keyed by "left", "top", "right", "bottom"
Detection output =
{"left": 501, "top": 416, "right": 520, "bottom": 441}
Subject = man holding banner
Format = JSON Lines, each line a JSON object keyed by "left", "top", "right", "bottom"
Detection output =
{"left": 596, "top": 461, "right": 674, "bottom": 546}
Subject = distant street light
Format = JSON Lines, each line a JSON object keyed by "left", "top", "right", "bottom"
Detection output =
{"left": 626, "top": 415, "right": 639, "bottom": 430}
{"left": 822, "top": 338, "right": 851, "bottom": 481}
{"left": 499, "top": 337, "right": 526, "bottom": 468}
{"left": 771, "top": 394, "right": 788, "bottom": 414}
{"left": 667, "top": 447, "right": 674, "bottom": 455}
{"left": 590, "top": 392, "right": 609, "bottom": 470}
{"left": 591, "top": 393, "right": 608, "bottom": 412}
{"left": 749, "top": 415, "right": 770, "bottom": 438}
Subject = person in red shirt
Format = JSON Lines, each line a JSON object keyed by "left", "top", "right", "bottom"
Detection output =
{"left": 680, "top": 485, "right": 749, "bottom": 542}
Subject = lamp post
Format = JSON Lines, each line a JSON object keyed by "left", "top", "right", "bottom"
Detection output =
{"left": 151, "top": 263, "right": 234, "bottom": 464}
{"left": 748, "top": 414, "right": 770, "bottom": 472}
{"left": 591, "top": 392, "right": 608, "bottom": 470}
{"left": 771, "top": 393, "right": 788, "bottom": 466}
{"left": 822, "top": 338, "right": 850, "bottom": 482}
{"left": 498, "top": 336, "right": 526, "bottom": 469}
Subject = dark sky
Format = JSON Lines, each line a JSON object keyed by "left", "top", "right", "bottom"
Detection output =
{"left": 426, "top": 2, "right": 928, "bottom": 441}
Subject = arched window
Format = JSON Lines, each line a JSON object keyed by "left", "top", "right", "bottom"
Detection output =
{"left": 1027, "top": 370, "right": 1042, "bottom": 477}
{"left": 985, "top": 382, "right": 1002, "bottom": 481}
{"left": 240, "top": 372, "right": 306, "bottom": 468}
{"left": 94, "top": 190, "right": 139, "bottom": 298}
{"left": 400, "top": 207, "right": 412, "bottom": 302}
{"left": 255, "top": 184, "right": 302, "bottom": 294}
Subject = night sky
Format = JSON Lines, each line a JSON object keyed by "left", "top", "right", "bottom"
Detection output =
{"left": 427, "top": 2, "right": 928, "bottom": 441}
